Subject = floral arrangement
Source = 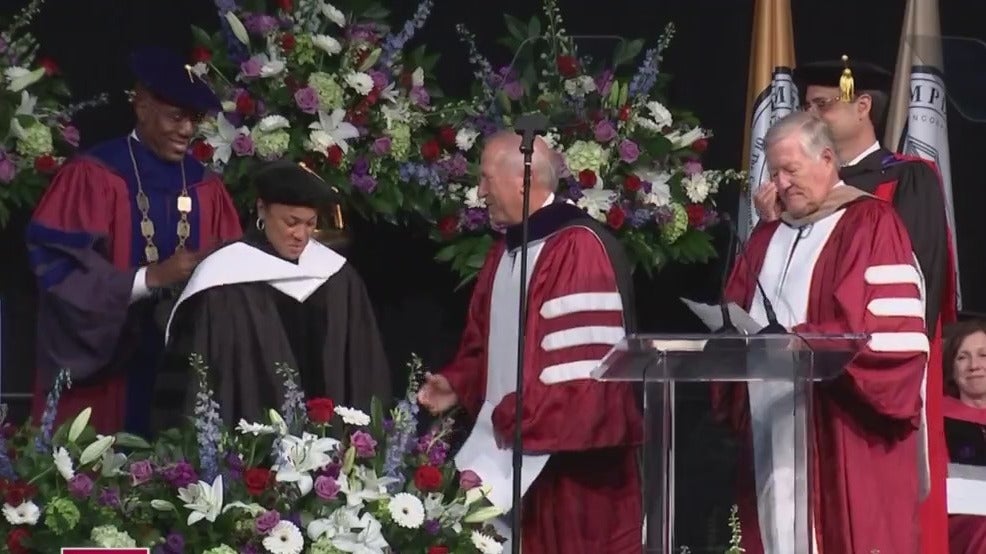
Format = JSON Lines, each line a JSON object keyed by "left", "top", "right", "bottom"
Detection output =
{"left": 420, "top": 0, "right": 745, "bottom": 282}
{"left": 0, "top": 356, "right": 505, "bottom": 553}
{"left": 192, "top": 0, "right": 463, "bottom": 221}
{"left": 0, "top": 0, "right": 102, "bottom": 227}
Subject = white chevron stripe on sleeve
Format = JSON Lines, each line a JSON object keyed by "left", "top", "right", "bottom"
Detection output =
{"left": 864, "top": 264, "right": 922, "bottom": 287}
{"left": 866, "top": 297, "right": 925, "bottom": 320}
{"left": 868, "top": 332, "right": 930, "bottom": 354}
{"left": 540, "top": 292, "right": 623, "bottom": 319}
{"left": 541, "top": 326, "right": 625, "bottom": 351}
{"left": 539, "top": 360, "right": 600, "bottom": 384}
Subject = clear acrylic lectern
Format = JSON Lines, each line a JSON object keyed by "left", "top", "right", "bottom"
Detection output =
{"left": 591, "top": 332, "right": 865, "bottom": 554}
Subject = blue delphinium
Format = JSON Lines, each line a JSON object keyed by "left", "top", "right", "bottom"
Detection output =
{"left": 627, "top": 23, "right": 676, "bottom": 101}
{"left": 214, "top": 0, "right": 249, "bottom": 64}
{"left": 191, "top": 354, "right": 223, "bottom": 483}
{"left": 378, "top": 0, "right": 434, "bottom": 69}
{"left": 275, "top": 363, "right": 307, "bottom": 433}
{"left": 35, "top": 368, "right": 71, "bottom": 453}
{"left": 382, "top": 355, "right": 426, "bottom": 490}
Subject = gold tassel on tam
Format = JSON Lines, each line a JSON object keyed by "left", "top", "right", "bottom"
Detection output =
{"left": 839, "top": 54, "right": 855, "bottom": 102}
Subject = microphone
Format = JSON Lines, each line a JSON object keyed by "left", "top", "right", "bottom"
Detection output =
{"left": 508, "top": 114, "right": 549, "bottom": 554}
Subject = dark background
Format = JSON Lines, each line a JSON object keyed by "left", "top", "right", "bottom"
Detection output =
{"left": 1, "top": 0, "right": 985, "bottom": 549}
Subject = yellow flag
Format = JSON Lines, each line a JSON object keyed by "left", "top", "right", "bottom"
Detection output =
{"left": 738, "top": 0, "right": 798, "bottom": 239}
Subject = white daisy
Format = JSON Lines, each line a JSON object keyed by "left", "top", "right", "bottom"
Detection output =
{"left": 682, "top": 173, "right": 712, "bottom": 203}
{"left": 263, "top": 520, "right": 304, "bottom": 554}
{"left": 455, "top": 128, "right": 479, "bottom": 151}
{"left": 388, "top": 493, "right": 425, "bottom": 529}
{"left": 313, "top": 35, "right": 342, "bottom": 56}
{"left": 53, "top": 446, "right": 75, "bottom": 481}
{"left": 334, "top": 407, "right": 371, "bottom": 426}
{"left": 471, "top": 531, "right": 504, "bottom": 554}
{"left": 2, "top": 502, "right": 40, "bottom": 526}
{"left": 344, "top": 72, "right": 374, "bottom": 96}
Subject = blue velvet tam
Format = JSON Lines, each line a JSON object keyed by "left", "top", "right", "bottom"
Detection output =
{"left": 129, "top": 46, "right": 222, "bottom": 114}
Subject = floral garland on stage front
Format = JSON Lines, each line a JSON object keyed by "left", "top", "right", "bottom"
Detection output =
{"left": 424, "top": 0, "right": 745, "bottom": 282}
{"left": 0, "top": 0, "right": 101, "bottom": 227}
{"left": 0, "top": 358, "right": 504, "bottom": 553}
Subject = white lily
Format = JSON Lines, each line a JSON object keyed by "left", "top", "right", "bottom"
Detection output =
{"left": 576, "top": 189, "right": 618, "bottom": 222}
{"left": 177, "top": 475, "right": 224, "bottom": 526}
{"left": 150, "top": 499, "right": 176, "bottom": 511}
{"left": 224, "top": 12, "right": 250, "bottom": 45}
{"left": 273, "top": 432, "right": 339, "bottom": 496}
{"left": 338, "top": 467, "right": 397, "bottom": 508}
{"left": 99, "top": 448, "right": 128, "bottom": 478}
{"left": 666, "top": 127, "right": 708, "bottom": 149}
{"left": 330, "top": 512, "right": 389, "bottom": 554}
{"left": 634, "top": 168, "right": 673, "bottom": 208}
{"left": 313, "top": 35, "right": 342, "bottom": 55}
{"left": 52, "top": 447, "right": 75, "bottom": 481}
{"left": 205, "top": 113, "right": 248, "bottom": 164}
{"left": 268, "top": 409, "right": 290, "bottom": 435}
{"left": 68, "top": 407, "right": 91, "bottom": 442}
{"left": 256, "top": 52, "right": 286, "bottom": 79}
{"left": 464, "top": 505, "right": 503, "bottom": 523}
{"left": 307, "top": 506, "right": 362, "bottom": 541}
{"left": 307, "top": 109, "right": 359, "bottom": 154}
{"left": 80, "top": 435, "right": 115, "bottom": 465}
{"left": 15, "top": 90, "right": 37, "bottom": 118}
{"left": 222, "top": 501, "right": 267, "bottom": 516}
{"left": 5, "top": 67, "right": 44, "bottom": 92}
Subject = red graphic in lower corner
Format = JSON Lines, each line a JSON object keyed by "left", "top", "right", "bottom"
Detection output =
{"left": 61, "top": 546, "right": 151, "bottom": 554}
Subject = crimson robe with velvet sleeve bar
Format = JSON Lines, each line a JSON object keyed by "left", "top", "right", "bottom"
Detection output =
{"left": 26, "top": 141, "right": 242, "bottom": 435}
{"left": 713, "top": 197, "right": 930, "bottom": 554}
{"left": 439, "top": 202, "right": 643, "bottom": 554}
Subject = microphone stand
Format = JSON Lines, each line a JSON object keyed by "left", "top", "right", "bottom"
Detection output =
{"left": 510, "top": 115, "right": 547, "bottom": 554}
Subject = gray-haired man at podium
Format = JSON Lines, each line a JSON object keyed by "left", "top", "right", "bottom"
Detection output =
{"left": 714, "top": 112, "right": 930, "bottom": 553}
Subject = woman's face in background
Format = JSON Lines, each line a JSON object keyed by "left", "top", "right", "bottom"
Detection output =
{"left": 954, "top": 330, "right": 986, "bottom": 401}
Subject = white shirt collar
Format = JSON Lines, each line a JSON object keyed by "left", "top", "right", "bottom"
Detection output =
{"left": 843, "top": 141, "right": 880, "bottom": 167}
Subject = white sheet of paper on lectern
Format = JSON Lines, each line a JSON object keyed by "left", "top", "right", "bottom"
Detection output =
{"left": 680, "top": 297, "right": 765, "bottom": 334}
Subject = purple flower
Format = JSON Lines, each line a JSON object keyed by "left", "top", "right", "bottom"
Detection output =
{"left": 321, "top": 462, "right": 342, "bottom": 480}
{"left": 594, "top": 120, "right": 618, "bottom": 143}
{"left": 98, "top": 487, "right": 121, "bottom": 508}
{"left": 165, "top": 532, "right": 185, "bottom": 553}
{"left": 60, "top": 125, "right": 80, "bottom": 147}
{"left": 352, "top": 174, "right": 377, "bottom": 193}
{"left": 462, "top": 207, "right": 488, "bottom": 231}
{"left": 352, "top": 158, "right": 370, "bottom": 175}
{"left": 314, "top": 475, "right": 341, "bottom": 500}
{"left": 244, "top": 14, "right": 279, "bottom": 35}
{"left": 618, "top": 139, "right": 640, "bottom": 164}
{"left": 428, "top": 441, "right": 449, "bottom": 466}
{"left": 226, "top": 451, "right": 245, "bottom": 478}
{"left": 232, "top": 134, "right": 255, "bottom": 157}
{"left": 0, "top": 156, "right": 16, "bottom": 183}
{"left": 409, "top": 86, "right": 430, "bottom": 107}
{"left": 130, "top": 459, "right": 154, "bottom": 486}
{"left": 683, "top": 160, "right": 703, "bottom": 176}
{"left": 595, "top": 70, "right": 615, "bottom": 98}
{"left": 240, "top": 545, "right": 259, "bottom": 554}
{"left": 502, "top": 81, "right": 524, "bottom": 101}
{"left": 367, "top": 70, "right": 390, "bottom": 89}
{"left": 161, "top": 461, "right": 199, "bottom": 488}
{"left": 350, "top": 431, "right": 378, "bottom": 458}
{"left": 424, "top": 519, "right": 442, "bottom": 535}
{"left": 68, "top": 474, "right": 93, "bottom": 498}
{"left": 459, "top": 469, "right": 482, "bottom": 490}
{"left": 239, "top": 57, "right": 263, "bottom": 79}
{"left": 294, "top": 87, "right": 320, "bottom": 114}
{"left": 255, "top": 510, "right": 281, "bottom": 534}
{"left": 371, "top": 137, "right": 391, "bottom": 155}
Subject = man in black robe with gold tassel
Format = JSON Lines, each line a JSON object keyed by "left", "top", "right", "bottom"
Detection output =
{"left": 153, "top": 161, "right": 392, "bottom": 430}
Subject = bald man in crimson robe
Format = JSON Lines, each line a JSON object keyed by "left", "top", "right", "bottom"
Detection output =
{"left": 716, "top": 112, "right": 930, "bottom": 553}
{"left": 417, "top": 131, "right": 643, "bottom": 554}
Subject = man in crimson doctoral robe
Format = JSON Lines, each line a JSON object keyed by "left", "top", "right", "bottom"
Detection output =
{"left": 718, "top": 112, "right": 930, "bottom": 553}
{"left": 417, "top": 131, "right": 643, "bottom": 554}
{"left": 26, "top": 46, "right": 242, "bottom": 436}
{"left": 754, "top": 56, "right": 956, "bottom": 552}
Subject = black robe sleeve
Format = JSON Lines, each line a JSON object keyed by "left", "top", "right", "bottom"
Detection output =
{"left": 891, "top": 160, "right": 948, "bottom": 328}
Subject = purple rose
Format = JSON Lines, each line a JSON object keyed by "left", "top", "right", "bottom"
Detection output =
{"left": 60, "top": 125, "right": 80, "bottom": 147}
{"left": 459, "top": 469, "right": 482, "bottom": 490}
{"left": 239, "top": 57, "right": 263, "bottom": 79}
{"left": 255, "top": 510, "right": 280, "bottom": 534}
{"left": 165, "top": 532, "right": 185, "bottom": 553}
{"left": 68, "top": 474, "right": 93, "bottom": 498}
{"left": 350, "top": 430, "right": 377, "bottom": 458}
{"left": 321, "top": 462, "right": 342, "bottom": 480}
{"left": 244, "top": 14, "right": 279, "bottom": 35}
{"left": 0, "top": 156, "right": 16, "bottom": 183}
{"left": 594, "top": 120, "right": 617, "bottom": 143}
{"left": 410, "top": 86, "right": 430, "bottom": 107}
{"left": 618, "top": 139, "right": 640, "bottom": 163}
{"left": 314, "top": 475, "right": 340, "bottom": 500}
{"left": 294, "top": 86, "right": 320, "bottom": 114}
{"left": 424, "top": 519, "right": 442, "bottom": 535}
{"left": 683, "top": 160, "right": 703, "bottom": 176}
{"left": 352, "top": 174, "right": 377, "bottom": 193}
{"left": 371, "top": 137, "right": 391, "bottom": 155}
{"left": 502, "top": 81, "right": 524, "bottom": 101}
{"left": 463, "top": 207, "right": 488, "bottom": 231}
{"left": 98, "top": 487, "right": 121, "bottom": 508}
{"left": 232, "top": 133, "right": 255, "bottom": 157}
{"left": 367, "top": 70, "right": 389, "bottom": 89}
{"left": 130, "top": 459, "right": 154, "bottom": 486}
{"left": 352, "top": 158, "right": 370, "bottom": 175}
{"left": 161, "top": 461, "right": 198, "bottom": 488}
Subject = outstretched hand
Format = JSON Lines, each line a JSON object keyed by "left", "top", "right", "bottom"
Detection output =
{"left": 417, "top": 372, "right": 459, "bottom": 415}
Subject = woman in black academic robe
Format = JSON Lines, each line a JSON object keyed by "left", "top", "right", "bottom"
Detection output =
{"left": 152, "top": 161, "right": 392, "bottom": 431}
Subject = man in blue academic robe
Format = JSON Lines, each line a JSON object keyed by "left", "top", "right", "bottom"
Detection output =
{"left": 26, "top": 46, "right": 243, "bottom": 436}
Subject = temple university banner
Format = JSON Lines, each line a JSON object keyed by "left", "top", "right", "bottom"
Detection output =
{"left": 738, "top": 0, "right": 798, "bottom": 240}
{"left": 885, "top": 0, "right": 960, "bottom": 306}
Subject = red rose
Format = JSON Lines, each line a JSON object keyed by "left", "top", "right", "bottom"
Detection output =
{"left": 34, "top": 155, "right": 57, "bottom": 174}
{"left": 623, "top": 174, "right": 642, "bottom": 193}
{"left": 283, "top": 75, "right": 302, "bottom": 93}
{"left": 190, "top": 140, "right": 214, "bottom": 163}
{"left": 306, "top": 398, "right": 335, "bottom": 424}
{"left": 618, "top": 105, "right": 631, "bottom": 122}
{"left": 438, "top": 126, "right": 457, "bottom": 149}
{"left": 326, "top": 145, "right": 344, "bottom": 167}
{"left": 691, "top": 138, "right": 709, "bottom": 153}
{"left": 277, "top": 0, "right": 293, "bottom": 11}
{"left": 437, "top": 215, "right": 459, "bottom": 240}
{"left": 578, "top": 169, "right": 597, "bottom": 189}
{"left": 686, "top": 204, "right": 706, "bottom": 227}
{"left": 6, "top": 528, "right": 29, "bottom": 554}
{"left": 280, "top": 34, "right": 297, "bottom": 52}
{"left": 556, "top": 55, "right": 579, "bottom": 78}
{"left": 347, "top": 111, "right": 369, "bottom": 127}
{"left": 4, "top": 482, "right": 36, "bottom": 507}
{"left": 606, "top": 205, "right": 626, "bottom": 230}
{"left": 244, "top": 468, "right": 272, "bottom": 496}
{"left": 420, "top": 139, "right": 441, "bottom": 162}
{"left": 37, "top": 57, "right": 59, "bottom": 76}
{"left": 428, "top": 547, "right": 450, "bottom": 554}
{"left": 191, "top": 46, "right": 212, "bottom": 64}
{"left": 414, "top": 465, "right": 443, "bottom": 492}
{"left": 235, "top": 93, "right": 256, "bottom": 116}
{"left": 399, "top": 70, "right": 414, "bottom": 88}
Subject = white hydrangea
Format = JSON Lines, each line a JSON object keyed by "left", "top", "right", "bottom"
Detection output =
{"left": 682, "top": 173, "right": 712, "bottom": 203}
